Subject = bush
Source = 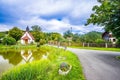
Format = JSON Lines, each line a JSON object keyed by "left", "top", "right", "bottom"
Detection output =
{"left": 59, "top": 62, "right": 70, "bottom": 71}
{"left": 40, "top": 39, "right": 46, "bottom": 45}
{"left": 2, "top": 36, "right": 16, "bottom": 45}
{"left": 95, "top": 39, "right": 105, "bottom": 44}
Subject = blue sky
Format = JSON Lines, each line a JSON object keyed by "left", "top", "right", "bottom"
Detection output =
{"left": 0, "top": 0, "right": 103, "bottom": 34}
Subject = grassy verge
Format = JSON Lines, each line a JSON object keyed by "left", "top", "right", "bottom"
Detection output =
{"left": 0, "top": 46, "right": 85, "bottom": 80}
{"left": 70, "top": 46, "right": 120, "bottom": 52}
{"left": 116, "top": 56, "right": 120, "bottom": 60}
{"left": 0, "top": 44, "right": 37, "bottom": 51}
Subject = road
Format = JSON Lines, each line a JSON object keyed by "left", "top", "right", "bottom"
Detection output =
{"left": 68, "top": 48, "right": 120, "bottom": 80}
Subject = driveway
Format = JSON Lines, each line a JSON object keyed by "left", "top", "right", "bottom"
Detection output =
{"left": 68, "top": 48, "right": 120, "bottom": 80}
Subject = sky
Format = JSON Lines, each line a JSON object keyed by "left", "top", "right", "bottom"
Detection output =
{"left": 0, "top": 0, "right": 103, "bottom": 34}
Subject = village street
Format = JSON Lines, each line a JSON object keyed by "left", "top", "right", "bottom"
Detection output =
{"left": 68, "top": 48, "right": 120, "bottom": 80}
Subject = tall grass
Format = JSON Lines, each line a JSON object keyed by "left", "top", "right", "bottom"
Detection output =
{"left": 0, "top": 46, "right": 85, "bottom": 80}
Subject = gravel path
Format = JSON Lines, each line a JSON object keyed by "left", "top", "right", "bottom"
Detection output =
{"left": 68, "top": 48, "right": 120, "bottom": 80}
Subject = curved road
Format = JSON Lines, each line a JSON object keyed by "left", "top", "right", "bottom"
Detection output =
{"left": 68, "top": 48, "right": 120, "bottom": 80}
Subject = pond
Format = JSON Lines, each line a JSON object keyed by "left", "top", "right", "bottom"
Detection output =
{"left": 0, "top": 49, "right": 49, "bottom": 76}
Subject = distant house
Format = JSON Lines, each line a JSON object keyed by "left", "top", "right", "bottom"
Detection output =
{"left": 102, "top": 32, "right": 117, "bottom": 44}
{"left": 21, "top": 26, "right": 34, "bottom": 45}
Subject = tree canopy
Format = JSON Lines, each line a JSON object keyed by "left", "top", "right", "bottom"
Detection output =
{"left": 46, "top": 32, "right": 63, "bottom": 42}
{"left": 31, "top": 25, "right": 44, "bottom": 42}
{"left": 79, "top": 31, "right": 102, "bottom": 43}
{"left": 86, "top": 0, "right": 120, "bottom": 43}
{"left": 31, "top": 25, "right": 42, "bottom": 32}
{"left": 8, "top": 27, "right": 23, "bottom": 41}
{"left": 2, "top": 36, "right": 16, "bottom": 45}
{"left": 63, "top": 30, "right": 73, "bottom": 38}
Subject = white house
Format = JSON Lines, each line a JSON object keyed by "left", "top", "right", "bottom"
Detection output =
{"left": 21, "top": 27, "right": 34, "bottom": 45}
{"left": 108, "top": 33, "right": 117, "bottom": 44}
{"left": 102, "top": 32, "right": 117, "bottom": 44}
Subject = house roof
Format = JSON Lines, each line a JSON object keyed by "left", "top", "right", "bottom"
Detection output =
{"left": 27, "top": 32, "right": 34, "bottom": 40}
{"left": 22, "top": 35, "right": 30, "bottom": 40}
{"left": 21, "top": 32, "right": 34, "bottom": 40}
{"left": 102, "top": 32, "right": 113, "bottom": 39}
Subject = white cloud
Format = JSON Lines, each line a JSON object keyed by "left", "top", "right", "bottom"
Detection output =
{"left": 0, "top": 24, "right": 12, "bottom": 31}
{"left": 70, "top": 1, "right": 98, "bottom": 18}
{"left": 17, "top": 16, "right": 103, "bottom": 34}
{"left": 18, "top": 17, "right": 70, "bottom": 32}
{"left": 23, "top": 0, "right": 73, "bottom": 16}
{"left": 0, "top": 0, "right": 103, "bottom": 34}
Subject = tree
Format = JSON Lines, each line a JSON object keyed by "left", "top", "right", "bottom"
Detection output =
{"left": 8, "top": 27, "right": 23, "bottom": 41}
{"left": 32, "top": 31, "right": 44, "bottom": 42}
{"left": 31, "top": 25, "right": 44, "bottom": 43}
{"left": 2, "top": 36, "right": 16, "bottom": 45}
{"left": 80, "top": 31, "right": 102, "bottom": 43}
{"left": 63, "top": 30, "right": 73, "bottom": 38}
{"left": 86, "top": 0, "right": 120, "bottom": 43}
{"left": 31, "top": 25, "right": 42, "bottom": 32}
{"left": 51, "top": 33, "right": 62, "bottom": 41}
{"left": 0, "top": 32, "right": 6, "bottom": 43}
{"left": 0, "top": 33, "right": 5, "bottom": 39}
{"left": 95, "top": 39, "right": 105, "bottom": 44}
{"left": 72, "top": 33, "right": 81, "bottom": 43}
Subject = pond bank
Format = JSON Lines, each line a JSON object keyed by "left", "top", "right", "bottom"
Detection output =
{"left": 0, "top": 45, "right": 85, "bottom": 80}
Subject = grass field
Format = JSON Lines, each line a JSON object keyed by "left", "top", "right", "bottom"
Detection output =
{"left": 0, "top": 45, "right": 85, "bottom": 80}
{"left": 70, "top": 46, "right": 120, "bottom": 52}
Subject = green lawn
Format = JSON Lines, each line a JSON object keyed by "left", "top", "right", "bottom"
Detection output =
{"left": 70, "top": 46, "right": 120, "bottom": 52}
{"left": 0, "top": 46, "right": 85, "bottom": 80}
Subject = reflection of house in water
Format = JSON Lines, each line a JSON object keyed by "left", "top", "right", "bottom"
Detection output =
{"left": 21, "top": 50, "right": 32, "bottom": 62}
{"left": 21, "top": 26, "right": 34, "bottom": 45}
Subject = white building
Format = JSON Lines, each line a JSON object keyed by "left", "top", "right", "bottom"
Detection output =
{"left": 109, "top": 33, "right": 117, "bottom": 44}
{"left": 102, "top": 32, "right": 117, "bottom": 44}
{"left": 21, "top": 27, "right": 34, "bottom": 45}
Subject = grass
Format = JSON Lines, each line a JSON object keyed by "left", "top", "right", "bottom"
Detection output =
{"left": 0, "top": 44, "right": 37, "bottom": 51}
{"left": 70, "top": 46, "right": 120, "bottom": 52}
{"left": 116, "top": 56, "right": 120, "bottom": 60}
{"left": 0, "top": 45, "right": 85, "bottom": 80}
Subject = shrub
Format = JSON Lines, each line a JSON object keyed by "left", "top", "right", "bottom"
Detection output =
{"left": 2, "top": 36, "right": 16, "bottom": 45}
{"left": 95, "top": 39, "right": 105, "bottom": 44}
{"left": 59, "top": 62, "right": 70, "bottom": 71}
{"left": 40, "top": 39, "right": 46, "bottom": 45}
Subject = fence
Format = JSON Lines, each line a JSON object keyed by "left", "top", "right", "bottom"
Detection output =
{"left": 82, "top": 43, "right": 120, "bottom": 48}
{"left": 48, "top": 41, "right": 120, "bottom": 48}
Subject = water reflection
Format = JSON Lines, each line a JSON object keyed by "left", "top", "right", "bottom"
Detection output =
{"left": 0, "top": 49, "right": 48, "bottom": 76}
{"left": 21, "top": 50, "right": 32, "bottom": 63}
{"left": 0, "top": 50, "right": 22, "bottom": 66}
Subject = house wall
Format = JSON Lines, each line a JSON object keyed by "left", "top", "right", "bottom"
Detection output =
{"left": 21, "top": 39, "right": 25, "bottom": 44}
{"left": 21, "top": 32, "right": 34, "bottom": 45}
{"left": 109, "top": 37, "right": 117, "bottom": 44}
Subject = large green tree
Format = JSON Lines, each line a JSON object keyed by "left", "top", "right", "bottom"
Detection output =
{"left": 80, "top": 31, "right": 102, "bottom": 43}
{"left": 8, "top": 27, "right": 23, "bottom": 41}
{"left": 31, "top": 25, "right": 42, "bottom": 32}
{"left": 72, "top": 33, "right": 81, "bottom": 43}
{"left": 63, "top": 30, "right": 73, "bottom": 39}
{"left": 31, "top": 25, "right": 44, "bottom": 42}
{"left": 2, "top": 36, "right": 16, "bottom": 45}
{"left": 86, "top": 0, "right": 120, "bottom": 43}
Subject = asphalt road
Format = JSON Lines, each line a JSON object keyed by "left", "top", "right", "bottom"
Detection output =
{"left": 68, "top": 48, "right": 120, "bottom": 80}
